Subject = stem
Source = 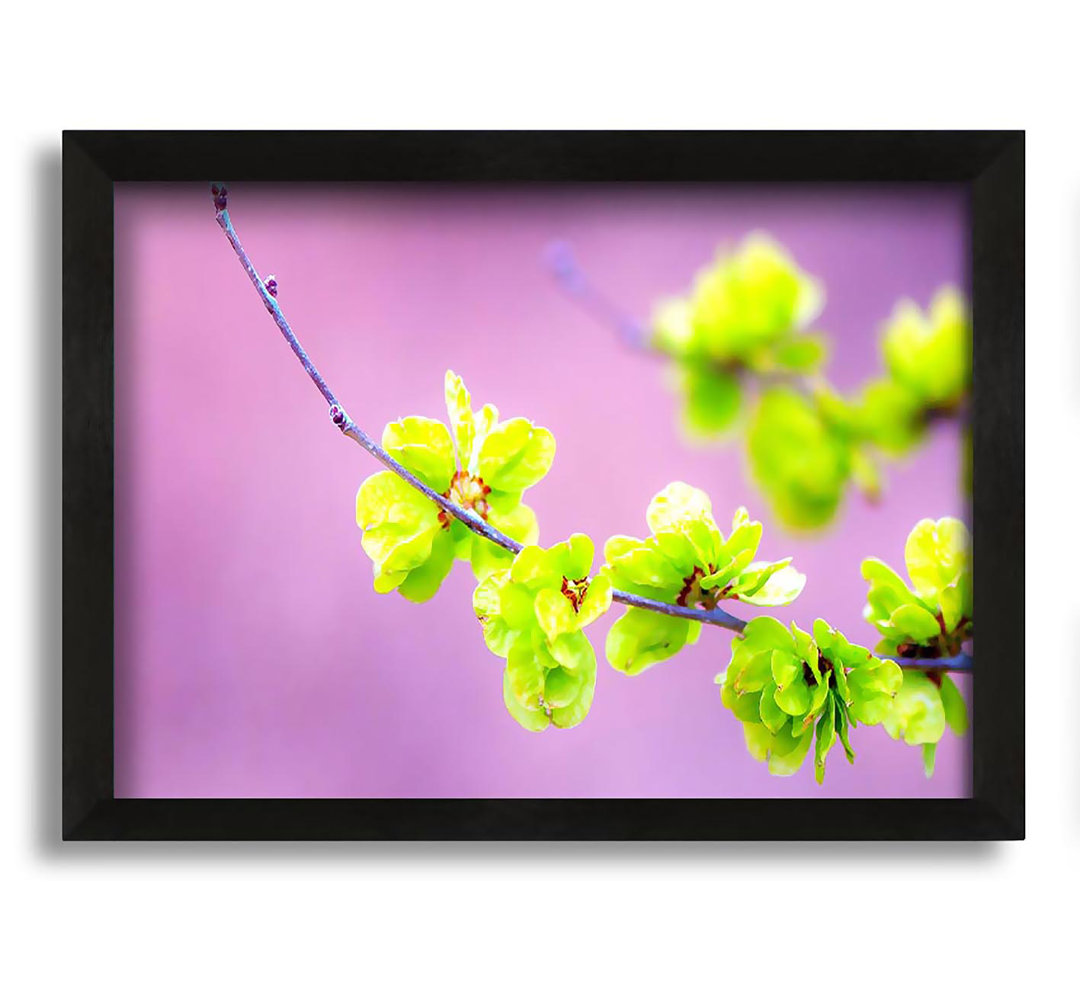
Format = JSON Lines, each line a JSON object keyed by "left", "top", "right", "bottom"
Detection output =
{"left": 545, "top": 241, "right": 653, "bottom": 351}
{"left": 886, "top": 652, "right": 973, "bottom": 673}
{"left": 213, "top": 186, "right": 747, "bottom": 635}
{"left": 214, "top": 195, "right": 511, "bottom": 552}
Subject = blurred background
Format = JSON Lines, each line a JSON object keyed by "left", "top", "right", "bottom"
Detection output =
{"left": 114, "top": 182, "right": 969, "bottom": 798}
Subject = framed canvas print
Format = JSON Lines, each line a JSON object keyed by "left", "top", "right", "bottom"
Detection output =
{"left": 63, "top": 131, "right": 1023, "bottom": 840}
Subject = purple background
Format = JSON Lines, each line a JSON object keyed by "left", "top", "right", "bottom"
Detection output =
{"left": 114, "top": 183, "right": 970, "bottom": 798}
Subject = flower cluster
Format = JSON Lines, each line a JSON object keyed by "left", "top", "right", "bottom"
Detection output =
{"left": 863, "top": 517, "right": 972, "bottom": 656}
{"left": 649, "top": 236, "right": 828, "bottom": 438}
{"left": 602, "top": 482, "right": 805, "bottom": 675}
{"left": 853, "top": 289, "right": 971, "bottom": 455}
{"left": 473, "top": 535, "right": 612, "bottom": 731}
{"left": 355, "top": 371, "right": 554, "bottom": 600}
{"left": 717, "top": 617, "right": 903, "bottom": 783}
{"left": 744, "top": 290, "right": 970, "bottom": 530}
{"left": 862, "top": 516, "right": 972, "bottom": 773}
{"left": 636, "top": 231, "right": 971, "bottom": 530}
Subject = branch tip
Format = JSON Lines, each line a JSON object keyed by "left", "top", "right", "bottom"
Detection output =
{"left": 210, "top": 183, "right": 228, "bottom": 213}
{"left": 544, "top": 240, "right": 583, "bottom": 289}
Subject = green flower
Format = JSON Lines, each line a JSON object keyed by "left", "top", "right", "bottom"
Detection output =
{"left": 747, "top": 387, "right": 853, "bottom": 530}
{"left": 473, "top": 534, "right": 612, "bottom": 732}
{"left": 716, "top": 617, "right": 902, "bottom": 783}
{"left": 603, "top": 482, "right": 804, "bottom": 676}
{"left": 355, "top": 371, "right": 554, "bottom": 600}
{"left": 650, "top": 236, "right": 827, "bottom": 437}
{"left": 880, "top": 288, "right": 970, "bottom": 412}
{"left": 863, "top": 516, "right": 972, "bottom": 774}
{"left": 861, "top": 517, "right": 972, "bottom": 657}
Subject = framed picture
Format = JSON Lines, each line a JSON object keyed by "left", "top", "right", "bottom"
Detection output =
{"left": 63, "top": 131, "right": 1022, "bottom": 840}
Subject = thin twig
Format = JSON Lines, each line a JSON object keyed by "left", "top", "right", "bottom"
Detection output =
{"left": 213, "top": 185, "right": 748, "bottom": 634}
{"left": 886, "top": 652, "right": 973, "bottom": 673}
{"left": 545, "top": 242, "right": 654, "bottom": 352}
{"left": 214, "top": 186, "right": 973, "bottom": 669}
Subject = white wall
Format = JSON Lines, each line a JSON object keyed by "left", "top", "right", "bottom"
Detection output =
{"left": 2, "top": 3, "right": 1070, "bottom": 996}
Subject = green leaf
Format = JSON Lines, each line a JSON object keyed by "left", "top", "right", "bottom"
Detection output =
{"left": 560, "top": 533, "right": 596, "bottom": 580}
{"left": 382, "top": 416, "right": 456, "bottom": 491}
{"left": 549, "top": 630, "right": 597, "bottom": 674}
{"left": 576, "top": 574, "right": 613, "bottom": 629}
{"left": 468, "top": 540, "right": 514, "bottom": 582}
{"left": 506, "top": 638, "right": 546, "bottom": 710}
{"left": 806, "top": 678, "right": 830, "bottom": 718}
{"left": 605, "top": 608, "right": 696, "bottom": 676}
{"left": 679, "top": 365, "right": 742, "bottom": 438}
{"left": 888, "top": 603, "right": 942, "bottom": 642}
{"left": 733, "top": 649, "right": 774, "bottom": 693}
{"left": 759, "top": 683, "right": 788, "bottom": 734}
{"left": 766, "top": 724, "right": 814, "bottom": 777}
{"left": 939, "top": 674, "right": 969, "bottom": 736}
{"left": 730, "top": 560, "right": 805, "bottom": 607}
{"left": 552, "top": 664, "right": 596, "bottom": 729}
{"left": 835, "top": 700, "right": 855, "bottom": 764}
{"left": 604, "top": 537, "right": 685, "bottom": 591}
{"left": 650, "top": 296, "right": 695, "bottom": 356}
{"left": 847, "top": 658, "right": 903, "bottom": 725}
{"left": 444, "top": 370, "right": 476, "bottom": 468}
{"left": 853, "top": 377, "right": 923, "bottom": 455}
{"left": 881, "top": 288, "right": 970, "bottom": 408}
{"left": 543, "top": 666, "right": 586, "bottom": 709}
{"left": 746, "top": 388, "right": 851, "bottom": 530}
{"left": 774, "top": 674, "right": 811, "bottom": 716}
{"left": 398, "top": 528, "right": 456, "bottom": 603}
{"left": 905, "top": 517, "right": 971, "bottom": 604}
{"left": 511, "top": 545, "right": 559, "bottom": 589}
{"left": 770, "top": 648, "right": 802, "bottom": 690}
{"left": 773, "top": 333, "right": 827, "bottom": 373}
{"left": 534, "top": 587, "right": 577, "bottom": 642}
{"left": 742, "top": 616, "right": 796, "bottom": 655}
{"left": 502, "top": 667, "right": 550, "bottom": 732}
{"left": 814, "top": 694, "right": 836, "bottom": 785}
{"left": 723, "top": 520, "right": 763, "bottom": 566}
{"left": 922, "top": 742, "right": 937, "bottom": 778}
{"left": 355, "top": 471, "right": 441, "bottom": 593}
{"left": 882, "top": 671, "right": 947, "bottom": 746}
{"left": 646, "top": 481, "right": 714, "bottom": 534}
{"left": 477, "top": 417, "right": 556, "bottom": 492}
{"left": 730, "top": 687, "right": 764, "bottom": 723}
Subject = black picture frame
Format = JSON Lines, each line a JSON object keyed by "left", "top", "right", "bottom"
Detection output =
{"left": 63, "top": 130, "right": 1023, "bottom": 841}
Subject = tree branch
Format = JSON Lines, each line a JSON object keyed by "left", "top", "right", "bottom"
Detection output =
{"left": 545, "top": 242, "right": 654, "bottom": 352}
{"left": 214, "top": 186, "right": 971, "bottom": 670}
{"left": 886, "top": 651, "right": 973, "bottom": 673}
{"left": 212, "top": 185, "right": 748, "bottom": 635}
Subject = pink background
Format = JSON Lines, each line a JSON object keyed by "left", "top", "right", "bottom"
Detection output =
{"left": 114, "top": 183, "right": 970, "bottom": 798}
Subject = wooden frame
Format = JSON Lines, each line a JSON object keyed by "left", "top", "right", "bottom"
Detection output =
{"left": 62, "top": 131, "right": 1023, "bottom": 840}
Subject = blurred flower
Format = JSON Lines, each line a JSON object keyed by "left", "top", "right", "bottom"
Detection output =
{"left": 746, "top": 387, "right": 854, "bottom": 530}
{"left": 881, "top": 288, "right": 970, "bottom": 412}
{"left": 650, "top": 236, "right": 827, "bottom": 438}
